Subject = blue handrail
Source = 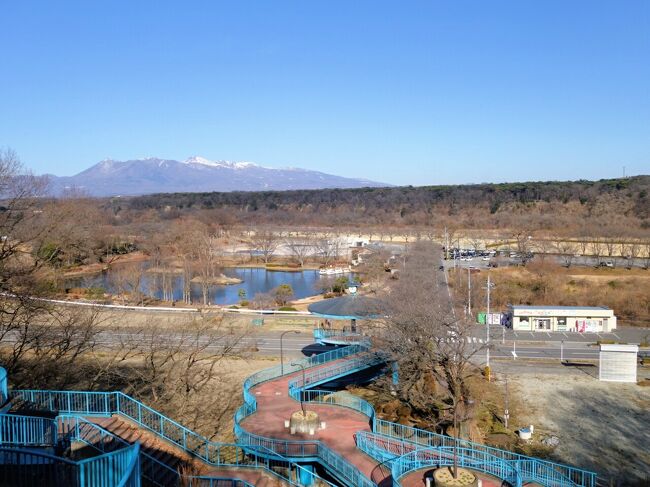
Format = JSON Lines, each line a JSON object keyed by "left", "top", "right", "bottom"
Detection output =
{"left": 0, "top": 366, "right": 7, "bottom": 405}
{"left": 0, "top": 443, "right": 140, "bottom": 487}
{"left": 11, "top": 390, "right": 333, "bottom": 486}
{"left": 371, "top": 418, "right": 596, "bottom": 487}
{"left": 5, "top": 334, "right": 598, "bottom": 487}
{"left": 0, "top": 413, "right": 57, "bottom": 446}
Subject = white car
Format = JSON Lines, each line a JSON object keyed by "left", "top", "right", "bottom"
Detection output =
{"left": 482, "top": 256, "right": 490, "bottom": 261}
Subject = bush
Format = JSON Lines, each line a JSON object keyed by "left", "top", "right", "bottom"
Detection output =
{"left": 86, "top": 287, "right": 106, "bottom": 299}
{"left": 278, "top": 306, "right": 297, "bottom": 312}
{"left": 239, "top": 300, "right": 250, "bottom": 307}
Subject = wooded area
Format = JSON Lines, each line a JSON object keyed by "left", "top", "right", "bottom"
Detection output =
{"left": 114, "top": 176, "right": 650, "bottom": 231}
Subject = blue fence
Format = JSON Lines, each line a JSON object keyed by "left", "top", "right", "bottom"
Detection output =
{"left": 5, "top": 335, "right": 598, "bottom": 487}
{"left": 313, "top": 329, "right": 367, "bottom": 345}
{"left": 0, "top": 367, "right": 7, "bottom": 405}
{"left": 372, "top": 419, "right": 596, "bottom": 487}
{"left": 0, "top": 413, "right": 57, "bottom": 446}
{"left": 0, "top": 443, "right": 140, "bottom": 487}
{"left": 9, "top": 390, "right": 334, "bottom": 486}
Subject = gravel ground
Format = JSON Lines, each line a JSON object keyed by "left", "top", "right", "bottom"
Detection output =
{"left": 499, "top": 363, "right": 650, "bottom": 484}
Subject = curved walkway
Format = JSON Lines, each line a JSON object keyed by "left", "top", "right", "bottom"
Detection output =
{"left": 241, "top": 364, "right": 378, "bottom": 478}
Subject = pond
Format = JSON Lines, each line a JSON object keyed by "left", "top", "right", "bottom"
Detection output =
{"left": 65, "top": 266, "right": 354, "bottom": 305}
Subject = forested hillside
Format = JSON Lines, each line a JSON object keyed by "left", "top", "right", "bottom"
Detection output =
{"left": 114, "top": 176, "right": 650, "bottom": 234}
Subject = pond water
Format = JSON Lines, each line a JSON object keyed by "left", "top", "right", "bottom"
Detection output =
{"left": 65, "top": 266, "right": 352, "bottom": 305}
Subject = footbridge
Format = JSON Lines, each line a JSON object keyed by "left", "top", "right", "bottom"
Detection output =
{"left": 0, "top": 329, "right": 598, "bottom": 486}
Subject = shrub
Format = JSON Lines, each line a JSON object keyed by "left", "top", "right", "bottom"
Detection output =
{"left": 278, "top": 306, "right": 297, "bottom": 312}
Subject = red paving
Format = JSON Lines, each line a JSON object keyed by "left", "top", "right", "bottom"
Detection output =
{"left": 240, "top": 362, "right": 380, "bottom": 479}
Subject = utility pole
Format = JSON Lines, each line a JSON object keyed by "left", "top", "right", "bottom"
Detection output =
{"left": 467, "top": 268, "right": 471, "bottom": 317}
{"left": 444, "top": 226, "right": 449, "bottom": 260}
{"left": 504, "top": 376, "right": 510, "bottom": 429}
{"left": 486, "top": 274, "right": 491, "bottom": 369}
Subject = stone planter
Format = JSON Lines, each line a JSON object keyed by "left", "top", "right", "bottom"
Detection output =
{"left": 433, "top": 467, "right": 479, "bottom": 487}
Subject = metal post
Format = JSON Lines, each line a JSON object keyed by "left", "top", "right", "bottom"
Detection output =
{"left": 280, "top": 330, "right": 300, "bottom": 376}
{"left": 467, "top": 268, "right": 471, "bottom": 317}
{"left": 486, "top": 274, "right": 491, "bottom": 369}
{"left": 291, "top": 361, "right": 307, "bottom": 416}
{"left": 504, "top": 376, "right": 509, "bottom": 429}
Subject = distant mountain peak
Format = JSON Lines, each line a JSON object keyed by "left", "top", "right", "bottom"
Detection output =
{"left": 183, "top": 156, "right": 261, "bottom": 170}
{"left": 46, "top": 156, "right": 389, "bottom": 196}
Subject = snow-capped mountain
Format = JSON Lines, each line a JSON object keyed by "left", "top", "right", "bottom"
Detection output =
{"left": 46, "top": 156, "right": 387, "bottom": 196}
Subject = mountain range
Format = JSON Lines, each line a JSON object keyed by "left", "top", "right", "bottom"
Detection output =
{"left": 45, "top": 156, "right": 387, "bottom": 196}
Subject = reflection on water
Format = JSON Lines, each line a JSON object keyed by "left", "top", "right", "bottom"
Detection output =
{"left": 65, "top": 266, "right": 351, "bottom": 305}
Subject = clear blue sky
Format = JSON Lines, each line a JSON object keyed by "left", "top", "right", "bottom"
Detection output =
{"left": 1, "top": 1, "right": 648, "bottom": 185}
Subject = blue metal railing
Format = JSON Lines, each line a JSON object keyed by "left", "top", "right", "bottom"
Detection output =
{"left": 5, "top": 333, "right": 598, "bottom": 487}
{"left": 355, "top": 431, "right": 522, "bottom": 486}
{"left": 0, "top": 443, "right": 140, "bottom": 487}
{"left": 78, "top": 443, "right": 141, "bottom": 487}
{"left": 313, "top": 329, "right": 367, "bottom": 345}
{"left": 295, "top": 389, "right": 375, "bottom": 421}
{"left": 0, "top": 366, "right": 7, "bottom": 405}
{"left": 8, "top": 391, "right": 334, "bottom": 486}
{"left": 0, "top": 413, "right": 57, "bottom": 446}
{"left": 287, "top": 352, "right": 386, "bottom": 391}
{"left": 372, "top": 418, "right": 596, "bottom": 487}
{"left": 387, "top": 445, "right": 522, "bottom": 487}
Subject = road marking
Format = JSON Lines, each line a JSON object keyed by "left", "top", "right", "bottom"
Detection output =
{"left": 597, "top": 333, "right": 604, "bottom": 339}
{"left": 513, "top": 331, "right": 518, "bottom": 338}
{"left": 545, "top": 332, "right": 551, "bottom": 338}
{"left": 613, "top": 332, "right": 621, "bottom": 339}
{"left": 572, "top": 352, "right": 598, "bottom": 356}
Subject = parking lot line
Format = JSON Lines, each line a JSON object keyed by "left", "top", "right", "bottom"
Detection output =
{"left": 612, "top": 332, "right": 621, "bottom": 339}
{"left": 562, "top": 332, "right": 568, "bottom": 338}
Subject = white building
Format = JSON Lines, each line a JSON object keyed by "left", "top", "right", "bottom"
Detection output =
{"left": 507, "top": 305, "right": 617, "bottom": 332}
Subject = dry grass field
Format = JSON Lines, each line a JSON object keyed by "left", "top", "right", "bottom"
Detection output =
{"left": 484, "top": 264, "right": 650, "bottom": 327}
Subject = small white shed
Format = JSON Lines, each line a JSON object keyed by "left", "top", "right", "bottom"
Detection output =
{"left": 599, "top": 344, "right": 638, "bottom": 383}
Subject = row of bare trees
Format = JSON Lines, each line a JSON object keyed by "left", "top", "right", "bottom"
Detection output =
{"left": 250, "top": 230, "right": 347, "bottom": 266}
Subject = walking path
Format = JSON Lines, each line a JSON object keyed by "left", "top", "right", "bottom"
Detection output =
{"left": 241, "top": 365, "right": 379, "bottom": 478}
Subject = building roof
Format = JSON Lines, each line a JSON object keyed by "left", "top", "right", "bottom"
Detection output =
{"left": 308, "top": 294, "right": 386, "bottom": 320}
{"left": 510, "top": 305, "right": 611, "bottom": 311}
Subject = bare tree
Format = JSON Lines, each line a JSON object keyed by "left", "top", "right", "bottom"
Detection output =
{"left": 251, "top": 229, "right": 279, "bottom": 264}
{"left": 643, "top": 242, "right": 650, "bottom": 270}
{"left": 555, "top": 240, "right": 576, "bottom": 267}
{"left": 513, "top": 230, "right": 533, "bottom": 265}
{"left": 110, "top": 262, "right": 146, "bottom": 305}
{"left": 314, "top": 233, "right": 341, "bottom": 266}
{"left": 378, "top": 241, "right": 482, "bottom": 479}
{"left": 285, "top": 236, "right": 314, "bottom": 267}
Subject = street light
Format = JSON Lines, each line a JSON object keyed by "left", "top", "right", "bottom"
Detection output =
{"left": 290, "top": 361, "right": 307, "bottom": 416}
{"left": 280, "top": 330, "right": 301, "bottom": 375}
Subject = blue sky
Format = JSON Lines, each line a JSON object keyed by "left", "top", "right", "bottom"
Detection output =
{"left": 1, "top": 1, "right": 648, "bottom": 185}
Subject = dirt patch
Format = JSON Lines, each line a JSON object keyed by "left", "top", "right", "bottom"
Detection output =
{"left": 509, "top": 367, "right": 650, "bottom": 482}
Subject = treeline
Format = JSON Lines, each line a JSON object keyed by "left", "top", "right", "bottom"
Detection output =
{"left": 108, "top": 176, "right": 650, "bottom": 231}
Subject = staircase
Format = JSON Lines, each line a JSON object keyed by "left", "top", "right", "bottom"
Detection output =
{"left": 90, "top": 416, "right": 282, "bottom": 487}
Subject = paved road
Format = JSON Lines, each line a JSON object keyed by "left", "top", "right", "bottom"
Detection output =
{"left": 468, "top": 325, "right": 650, "bottom": 345}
